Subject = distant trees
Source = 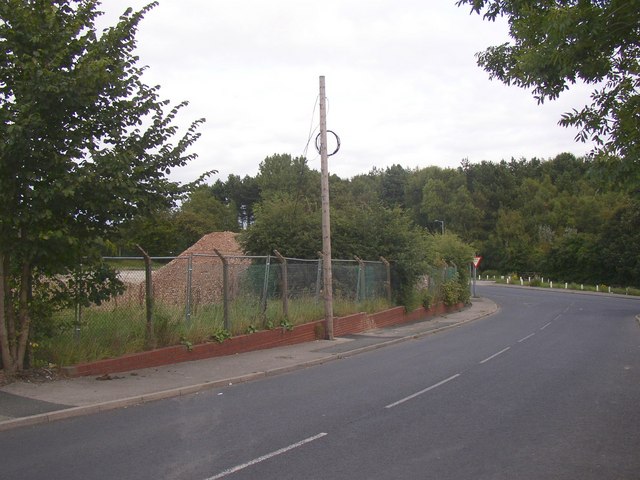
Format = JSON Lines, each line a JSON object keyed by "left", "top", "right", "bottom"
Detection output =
{"left": 458, "top": 153, "right": 633, "bottom": 285}
{"left": 176, "top": 149, "right": 638, "bottom": 290}
{"left": 238, "top": 160, "right": 429, "bottom": 304}
{"left": 126, "top": 148, "right": 637, "bottom": 290}
{"left": 211, "top": 174, "right": 259, "bottom": 228}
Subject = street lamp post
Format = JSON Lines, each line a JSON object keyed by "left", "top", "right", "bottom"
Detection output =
{"left": 434, "top": 219, "right": 444, "bottom": 235}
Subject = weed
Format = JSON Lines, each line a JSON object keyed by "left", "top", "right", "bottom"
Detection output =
{"left": 210, "top": 329, "right": 231, "bottom": 343}
{"left": 179, "top": 335, "right": 193, "bottom": 352}
{"left": 280, "top": 319, "right": 293, "bottom": 332}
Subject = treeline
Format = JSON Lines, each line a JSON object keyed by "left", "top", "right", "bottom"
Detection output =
{"left": 117, "top": 152, "right": 639, "bottom": 289}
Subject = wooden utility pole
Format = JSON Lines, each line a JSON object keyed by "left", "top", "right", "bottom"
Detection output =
{"left": 319, "top": 75, "right": 334, "bottom": 340}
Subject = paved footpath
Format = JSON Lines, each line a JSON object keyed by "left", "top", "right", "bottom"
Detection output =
{"left": 0, "top": 297, "right": 497, "bottom": 431}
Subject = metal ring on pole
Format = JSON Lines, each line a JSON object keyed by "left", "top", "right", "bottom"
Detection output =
{"left": 315, "top": 130, "right": 341, "bottom": 156}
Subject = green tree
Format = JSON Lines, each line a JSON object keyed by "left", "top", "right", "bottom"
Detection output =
{"left": 426, "top": 232, "right": 475, "bottom": 304}
{"left": 174, "top": 185, "right": 238, "bottom": 249}
{"left": 0, "top": 1, "right": 208, "bottom": 374}
{"left": 545, "top": 230, "right": 598, "bottom": 284}
{"left": 493, "top": 209, "right": 532, "bottom": 273}
{"left": 256, "top": 154, "right": 319, "bottom": 200}
{"left": 458, "top": 0, "right": 640, "bottom": 171}
{"left": 332, "top": 171, "right": 381, "bottom": 209}
{"left": 380, "top": 164, "right": 409, "bottom": 208}
{"left": 116, "top": 207, "right": 182, "bottom": 256}
{"left": 597, "top": 199, "right": 640, "bottom": 286}
{"left": 240, "top": 193, "right": 322, "bottom": 258}
{"left": 332, "top": 201, "right": 429, "bottom": 304}
{"left": 212, "top": 174, "right": 260, "bottom": 228}
{"left": 421, "top": 171, "right": 482, "bottom": 240}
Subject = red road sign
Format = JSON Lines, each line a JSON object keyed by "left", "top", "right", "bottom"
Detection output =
{"left": 473, "top": 256, "right": 482, "bottom": 268}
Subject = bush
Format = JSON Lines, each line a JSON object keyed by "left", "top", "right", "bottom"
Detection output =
{"left": 442, "top": 279, "right": 464, "bottom": 306}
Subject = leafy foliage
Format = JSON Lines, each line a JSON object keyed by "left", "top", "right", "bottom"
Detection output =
{"left": 240, "top": 193, "right": 322, "bottom": 258}
{"left": 0, "top": 1, "right": 208, "bottom": 373}
{"left": 457, "top": 0, "right": 640, "bottom": 178}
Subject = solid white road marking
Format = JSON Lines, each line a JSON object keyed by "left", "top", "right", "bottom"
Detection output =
{"left": 518, "top": 333, "right": 536, "bottom": 343}
{"left": 540, "top": 322, "right": 552, "bottom": 330}
{"left": 205, "top": 432, "right": 328, "bottom": 480}
{"left": 385, "top": 374, "right": 461, "bottom": 409}
{"left": 479, "top": 346, "right": 511, "bottom": 364}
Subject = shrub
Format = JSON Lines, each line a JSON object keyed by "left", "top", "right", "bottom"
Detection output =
{"left": 442, "top": 279, "right": 463, "bottom": 306}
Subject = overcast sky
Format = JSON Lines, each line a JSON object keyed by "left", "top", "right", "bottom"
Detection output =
{"left": 98, "top": 0, "right": 595, "bottom": 184}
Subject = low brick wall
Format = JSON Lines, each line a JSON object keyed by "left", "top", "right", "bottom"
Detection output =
{"left": 61, "top": 302, "right": 466, "bottom": 377}
{"left": 333, "top": 312, "right": 369, "bottom": 337}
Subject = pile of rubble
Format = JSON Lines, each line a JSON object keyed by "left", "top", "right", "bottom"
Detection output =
{"left": 109, "top": 231, "right": 253, "bottom": 308}
{"left": 150, "top": 231, "right": 251, "bottom": 306}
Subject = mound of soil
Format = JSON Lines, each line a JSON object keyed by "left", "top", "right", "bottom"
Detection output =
{"left": 148, "top": 231, "right": 251, "bottom": 306}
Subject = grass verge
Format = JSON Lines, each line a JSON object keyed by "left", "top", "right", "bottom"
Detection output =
{"left": 35, "top": 295, "right": 394, "bottom": 367}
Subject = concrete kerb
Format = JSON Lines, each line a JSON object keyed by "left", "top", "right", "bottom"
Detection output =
{"left": 0, "top": 298, "right": 499, "bottom": 432}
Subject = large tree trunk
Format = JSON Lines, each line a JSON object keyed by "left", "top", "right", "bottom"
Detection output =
{"left": 0, "top": 257, "right": 32, "bottom": 375}
{"left": 0, "top": 253, "right": 16, "bottom": 375}
{"left": 15, "top": 263, "right": 32, "bottom": 372}
{"left": 3, "top": 254, "right": 17, "bottom": 360}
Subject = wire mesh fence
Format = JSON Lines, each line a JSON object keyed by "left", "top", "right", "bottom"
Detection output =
{"left": 35, "top": 254, "right": 397, "bottom": 366}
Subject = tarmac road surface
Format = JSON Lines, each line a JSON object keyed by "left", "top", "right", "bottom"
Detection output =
{"left": 1, "top": 284, "right": 639, "bottom": 480}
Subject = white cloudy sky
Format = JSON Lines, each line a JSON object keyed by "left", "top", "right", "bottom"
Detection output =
{"left": 98, "top": 0, "right": 595, "bottom": 184}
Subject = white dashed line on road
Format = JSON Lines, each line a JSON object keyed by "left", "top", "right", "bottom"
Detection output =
{"left": 385, "top": 374, "right": 461, "bottom": 409}
{"left": 206, "top": 432, "right": 328, "bottom": 479}
{"left": 479, "top": 347, "right": 511, "bottom": 364}
{"left": 518, "top": 333, "right": 536, "bottom": 343}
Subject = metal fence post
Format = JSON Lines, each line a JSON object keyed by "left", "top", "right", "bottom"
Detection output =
{"left": 274, "top": 250, "right": 289, "bottom": 319}
{"left": 74, "top": 264, "right": 82, "bottom": 341}
{"left": 74, "top": 302, "right": 81, "bottom": 342}
{"left": 136, "top": 244, "right": 156, "bottom": 349}
{"left": 186, "top": 253, "right": 193, "bottom": 325}
{"left": 354, "top": 256, "right": 365, "bottom": 302}
{"left": 261, "top": 255, "right": 271, "bottom": 315}
{"left": 316, "top": 253, "right": 323, "bottom": 302}
{"left": 213, "top": 249, "right": 230, "bottom": 331}
{"left": 380, "top": 256, "right": 392, "bottom": 302}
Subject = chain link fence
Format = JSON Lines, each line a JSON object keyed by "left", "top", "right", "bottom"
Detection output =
{"left": 35, "top": 254, "right": 397, "bottom": 366}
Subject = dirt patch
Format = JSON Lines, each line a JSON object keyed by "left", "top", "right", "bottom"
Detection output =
{"left": 0, "top": 367, "right": 62, "bottom": 386}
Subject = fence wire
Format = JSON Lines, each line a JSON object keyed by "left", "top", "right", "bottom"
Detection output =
{"left": 36, "top": 254, "right": 397, "bottom": 366}
{"left": 35, "top": 255, "right": 463, "bottom": 368}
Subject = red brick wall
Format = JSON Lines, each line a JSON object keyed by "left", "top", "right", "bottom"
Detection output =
{"left": 62, "top": 302, "right": 465, "bottom": 377}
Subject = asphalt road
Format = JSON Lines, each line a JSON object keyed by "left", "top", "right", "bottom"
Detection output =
{"left": 1, "top": 285, "right": 639, "bottom": 479}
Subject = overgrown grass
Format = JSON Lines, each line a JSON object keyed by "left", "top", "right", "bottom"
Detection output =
{"left": 35, "top": 294, "right": 394, "bottom": 367}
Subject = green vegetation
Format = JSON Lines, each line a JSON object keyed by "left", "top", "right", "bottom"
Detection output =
{"left": 492, "top": 276, "right": 640, "bottom": 297}
{"left": 5, "top": 0, "right": 638, "bottom": 373}
{"left": 457, "top": 0, "right": 640, "bottom": 173}
{"left": 34, "top": 295, "right": 395, "bottom": 367}
{"left": 0, "top": 1, "right": 209, "bottom": 374}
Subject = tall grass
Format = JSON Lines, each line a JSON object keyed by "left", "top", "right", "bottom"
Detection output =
{"left": 35, "top": 294, "right": 394, "bottom": 367}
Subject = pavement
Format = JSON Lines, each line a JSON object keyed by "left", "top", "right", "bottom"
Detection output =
{"left": 0, "top": 296, "right": 498, "bottom": 432}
